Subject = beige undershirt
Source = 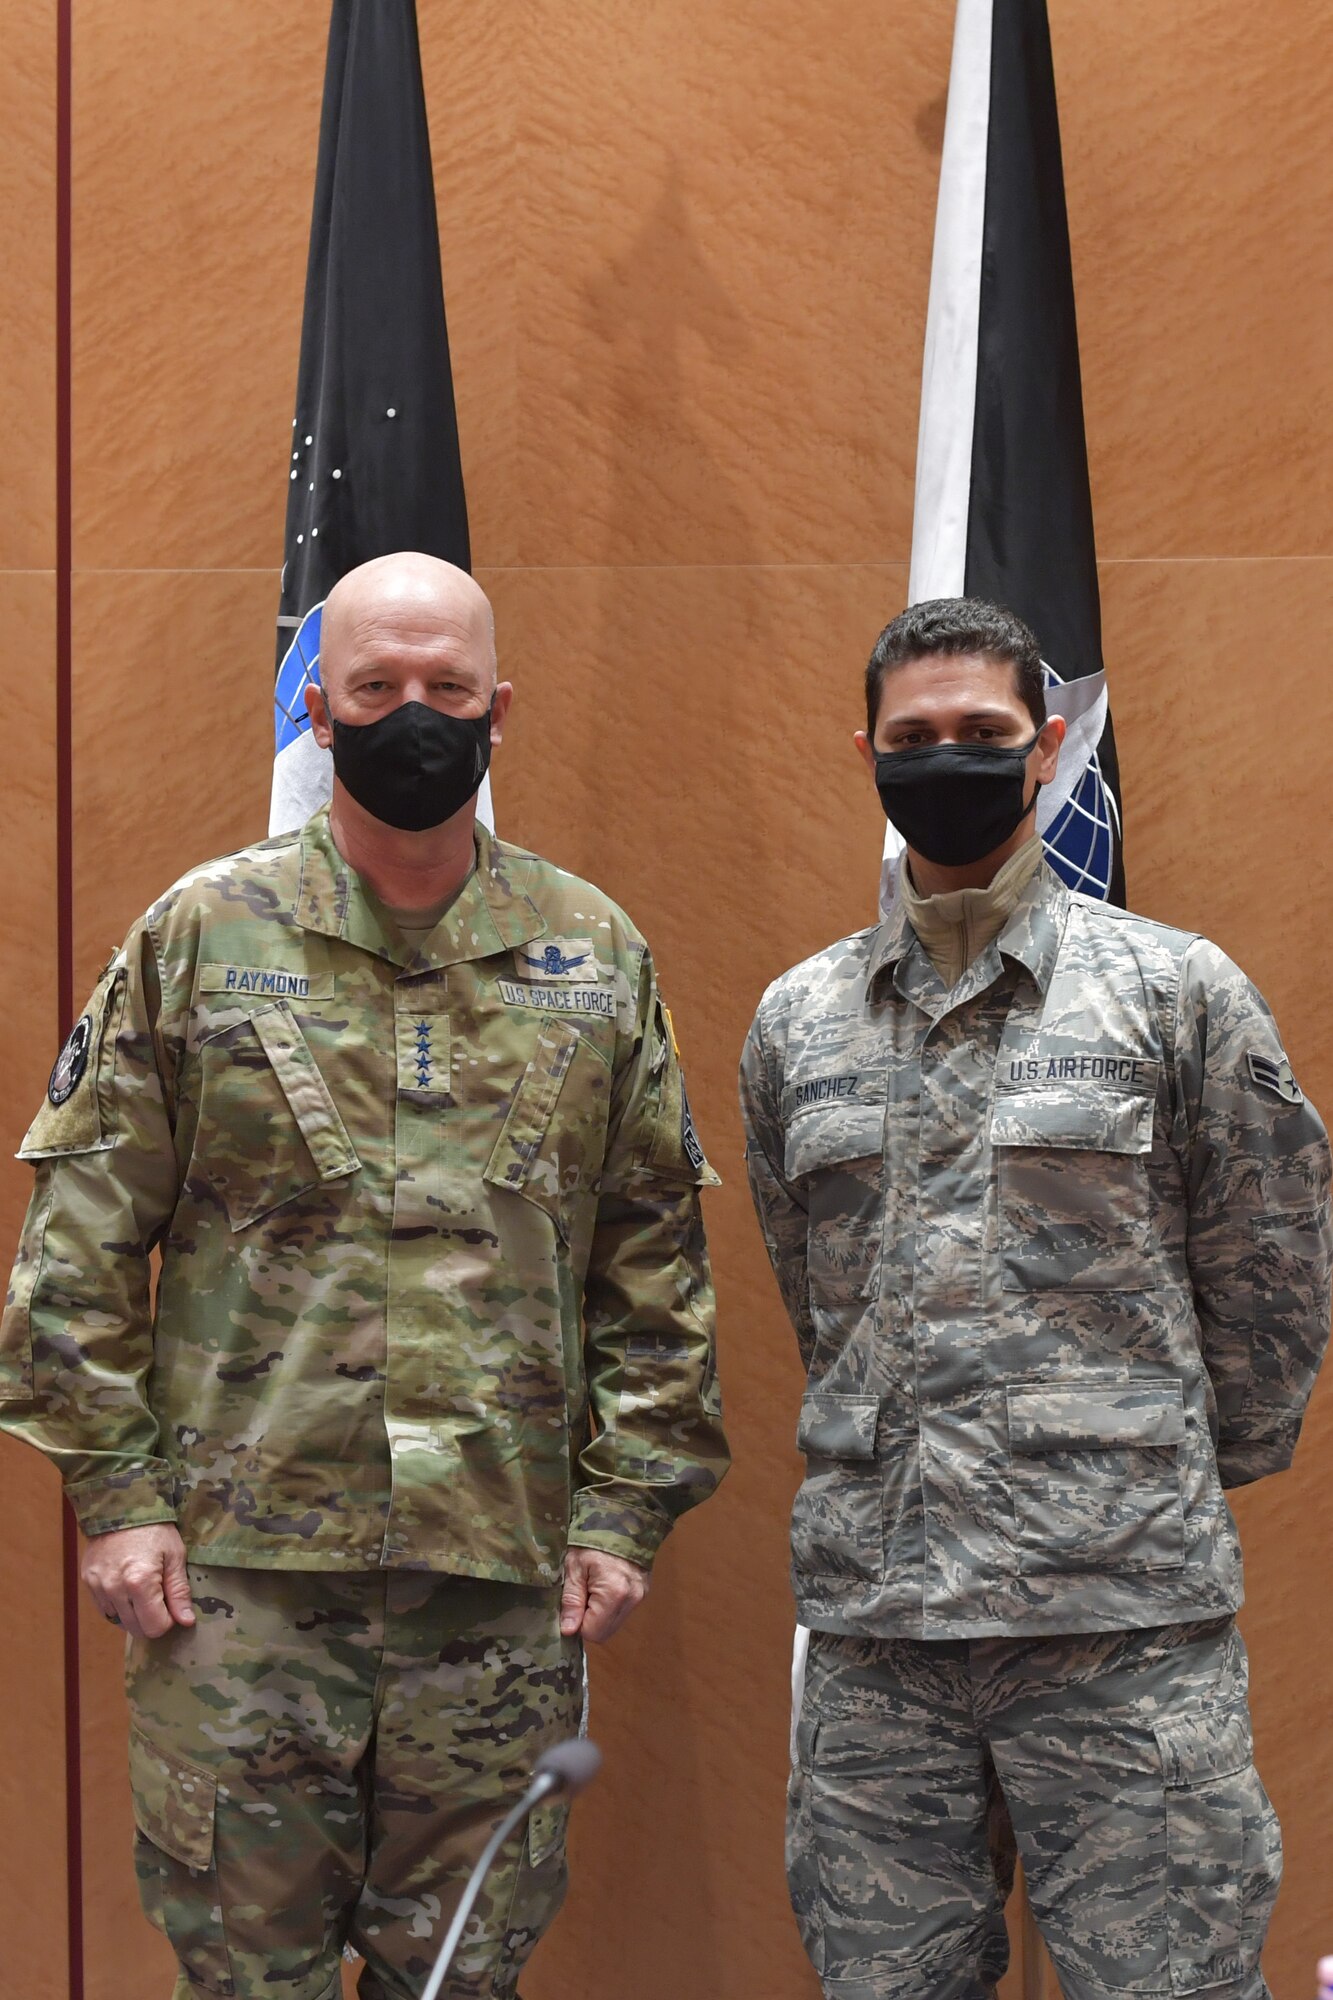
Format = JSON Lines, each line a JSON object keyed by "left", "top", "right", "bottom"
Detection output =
{"left": 901, "top": 836, "right": 1044, "bottom": 991}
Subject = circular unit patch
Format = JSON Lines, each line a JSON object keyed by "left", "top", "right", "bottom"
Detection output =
{"left": 49, "top": 1015, "right": 93, "bottom": 1106}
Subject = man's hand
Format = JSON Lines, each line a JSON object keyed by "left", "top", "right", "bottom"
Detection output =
{"left": 81, "top": 1524, "right": 195, "bottom": 1640}
{"left": 559, "top": 1548, "right": 649, "bottom": 1643}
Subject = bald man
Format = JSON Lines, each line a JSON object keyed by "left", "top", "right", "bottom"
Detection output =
{"left": 0, "top": 554, "right": 729, "bottom": 2000}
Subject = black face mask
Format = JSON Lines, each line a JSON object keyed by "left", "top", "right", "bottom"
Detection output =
{"left": 873, "top": 733, "right": 1041, "bottom": 868}
{"left": 330, "top": 699, "right": 493, "bottom": 833}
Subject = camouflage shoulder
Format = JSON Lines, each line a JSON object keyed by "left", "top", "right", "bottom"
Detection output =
{"left": 142, "top": 825, "right": 304, "bottom": 941}
{"left": 491, "top": 837, "right": 650, "bottom": 966}
{"left": 754, "top": 925, "right": 879, "bottom": 1027}
{"left": 1065, "top": 891, "right": 1204, "bottom": 966}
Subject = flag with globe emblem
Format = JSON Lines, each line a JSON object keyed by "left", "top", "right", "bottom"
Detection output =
{"left": 881, "top": 0, "right": 1125, "bottom": 908}
{"left": 271, "top": 0, "right": 482, "bottom": 836}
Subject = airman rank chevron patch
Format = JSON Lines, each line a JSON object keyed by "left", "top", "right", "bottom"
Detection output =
{"left": 1247, "top": 1051, "right": 1303, "bottom": 1105}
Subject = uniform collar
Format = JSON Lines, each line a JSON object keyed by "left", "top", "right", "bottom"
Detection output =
{"left": 868, "top": 856, "right": 1070, "bottom": 1005}
{"left": 293, "top": 808, "right": 548, "bottom": 971}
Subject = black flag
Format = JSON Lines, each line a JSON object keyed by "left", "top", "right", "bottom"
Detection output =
{"left": 271, "top": 0, "right": 470, "bottom": 834}
{"left": 889, "top": 0, "right": 1125, "bottom": 906}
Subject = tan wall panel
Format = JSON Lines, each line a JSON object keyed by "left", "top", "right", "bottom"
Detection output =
{"left": 512, "top": 0, "right": 949, "bottom": 568}
{"left": 419, "top": 2, "right": 519, "bottom": 568}
{"left": 1060, "top": 0, "right": 1333, "bottom": 559}
{"left": 0, "top": 576, "right": 67, "bottom": 1999}
{"left": 70, "top": 570, "right": 275, "bottom": 990}
{"left": 71, "top": 8, "right": 318, "bottom": 570}
{"left": 1104, "top": 555, "right": 1333, "bottom": 1998}
{"left": 0, "top": 0, "right": 56, "bottom": 568}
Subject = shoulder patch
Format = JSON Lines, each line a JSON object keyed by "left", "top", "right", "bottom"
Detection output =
{"left": 681, "top": 1078, "right": 706, "bottom": 1174}
{"left": 48, "top": 1016, "right": 93, "bottom": 1106}
{"left": 1248, "top": 1051, "right": 1303, "bottom": 1106}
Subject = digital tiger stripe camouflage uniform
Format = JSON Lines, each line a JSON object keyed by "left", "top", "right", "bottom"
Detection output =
{"left": 741, "top": 859, "right": 1330, "bottom": 1999}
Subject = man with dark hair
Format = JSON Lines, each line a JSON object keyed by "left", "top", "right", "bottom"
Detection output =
{"left": 740, "top": 595, "right": 1331, "bottom": 2000}
{"left": 865, "top": 597, "right": 1047, "bottom": 737}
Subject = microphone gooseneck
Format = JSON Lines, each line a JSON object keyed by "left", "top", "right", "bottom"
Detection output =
{"left": 418, "top": 1738, "right": 601, "bottom": 2000}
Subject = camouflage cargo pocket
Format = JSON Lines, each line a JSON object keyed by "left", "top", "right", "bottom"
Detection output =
{"left": 792, "top": 1394, "right": 885, "bottom": 1582}
{"left": 1154, "top": 1705, "right": 1256, "bottom": 1994}
{"left": 991, "top": 1084, "right": 1156, "bottom": 1291}
{"left": 496, "top": 1798, "right": 570, "bottom": 1997}
{"left": 1006, "top": 1381, "right": 1186, "bottom": 1574}
{"left": 196, "top": 1002, "right": 359, "bottom": 1229}
{"left": 129, "top": 1725, "right": 235, "bottom": 1994}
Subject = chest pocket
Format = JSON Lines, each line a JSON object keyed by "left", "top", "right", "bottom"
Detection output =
{"left": 992, "top": 1080, "right": 1156, "bottom": 1292}
{"left": 484, "top": 1018, "right": 611, "bottom": 1257}
{"left": 196, "top": 1002, "right": 360, "bottom": 1229}
{"left": 784, "top": 1084, "right": 885, "bottom": 1305}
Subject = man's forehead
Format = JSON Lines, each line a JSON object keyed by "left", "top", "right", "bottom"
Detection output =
{"left": 877, "top": 653, "right": 1025, "bottom": 719}
{"left": 324, "top": 600, "right": 490, "bottom": 676}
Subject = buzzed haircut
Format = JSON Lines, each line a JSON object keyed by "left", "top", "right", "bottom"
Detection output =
{"left": 865, "top": 597, "right": 1047, "bottom": 734}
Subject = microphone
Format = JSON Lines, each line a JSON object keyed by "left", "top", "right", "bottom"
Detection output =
{"left": 419, "top": 1738, "right": 603, "bottom": 2000}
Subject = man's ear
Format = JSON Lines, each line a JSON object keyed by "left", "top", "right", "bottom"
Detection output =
{"left": 306, "top": 681, "right": 332, "bottom": 751}
{"left": 1035, "top": 713, "right": 1065, "bottom": 782}
{"left": 853, "top": 729, "right": 877, "bottom": 778}
{"left": 489, "top": 682, "right": 514, "bottom": 746}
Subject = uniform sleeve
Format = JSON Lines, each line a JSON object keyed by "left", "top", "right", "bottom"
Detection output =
{"left": 0, "top": 923, "right": 182, "bottom": 1533}
{"left": 567, "top": 949, "right": 729, "bottom": 1569}
{"left": 738, "top": 997, "right": 815, "bottom": 1368}
{"left": 1174, "top": 939, "right": 1333, "bottom": 1488}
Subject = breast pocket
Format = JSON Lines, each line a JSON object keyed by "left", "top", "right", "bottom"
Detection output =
{"left": 1006, "top": 1380, "right": 1186, "bottom": 1574}
{"left": 196, "top": 1002, "right": 360, "bottom": 1229}
{"left": 483, "top": 1019, "right": 611, "bottom": 1257}
{"left": 992, "top": 1084, "right": 1156, "bottom": 1291}
{"left": 784, "top": 1096, "right": 885, "bottom": 1306}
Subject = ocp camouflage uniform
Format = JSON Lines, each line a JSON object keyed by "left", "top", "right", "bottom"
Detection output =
{"left": 2, "top": 808, "right": 728, "bottom": 1999}
{"left": 740, "top": 862, "right": 1331, "bottom": 2000}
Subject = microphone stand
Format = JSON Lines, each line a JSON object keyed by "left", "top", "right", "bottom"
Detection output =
{"left": 419, "top": 1740, "right": 601, "bottom": 2000}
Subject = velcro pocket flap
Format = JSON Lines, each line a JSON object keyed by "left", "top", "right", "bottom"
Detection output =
{"left": 1008, "top": 1381, "right": 1186, "bottom": 1452}
{"left": 796, "top": 1392, "right": 880, "bottom": 1460}
{"left": 129, "top": 1726, "right": 217, "bottom": 1871}
{"left": 784, "top": 1104, "right": 884, "bottom": 1180}
{"left": 248, "top": 1003, "right": 359, "bottom": 1182}
{"left": 991, "top": 1084, "right": 1155, "bottom": 1156}
{"left": 486, "top": 1018, "right": 580, "bottom": 1192}
{"left": 1155, "top": 1705, "right": 1253, "bottom": 1789}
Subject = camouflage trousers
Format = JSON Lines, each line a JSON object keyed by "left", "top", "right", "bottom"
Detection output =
{"left": 789, "top": 1617, "right": 1281, "bottom": 2000}
{"left": 125, "top": 1565, "right": 583, "bottom": 2000}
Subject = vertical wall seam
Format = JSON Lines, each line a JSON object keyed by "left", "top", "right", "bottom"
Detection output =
{"left": 56, "top": 0, "right": 84, "bottom": 1994}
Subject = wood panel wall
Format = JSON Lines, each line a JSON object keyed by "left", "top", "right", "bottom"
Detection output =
{"left": 0, "top": 4, "right": 1328, "bottom": 1996}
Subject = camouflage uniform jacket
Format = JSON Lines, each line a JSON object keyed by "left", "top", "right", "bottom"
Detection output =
{"left": 740, "top": 862, "right": 1331, "bottom": 1638}
{"left": 1, "top": 811, "right": 728, "bottom": 1584}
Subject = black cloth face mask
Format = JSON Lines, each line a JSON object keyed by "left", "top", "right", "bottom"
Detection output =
{"left": 873, "top": 733, "right": 1042, "bottom": 868}
{"left": 329, "top": 698, "right": 493, "bottom": 833}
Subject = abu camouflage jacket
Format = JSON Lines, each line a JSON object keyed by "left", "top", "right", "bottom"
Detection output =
{"left": 1, "top": 812, "right": 728, "bottom": 1583}
{"left": 741, "top": 863, "right": 1331, "bottom": 1639}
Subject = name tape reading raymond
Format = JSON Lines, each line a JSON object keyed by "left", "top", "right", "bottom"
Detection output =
{"left": 199, "top": 965, "right": 335, "bottom": 1000}
{"left": 497, "top": 979, "right": 615, "bottom": 1018}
